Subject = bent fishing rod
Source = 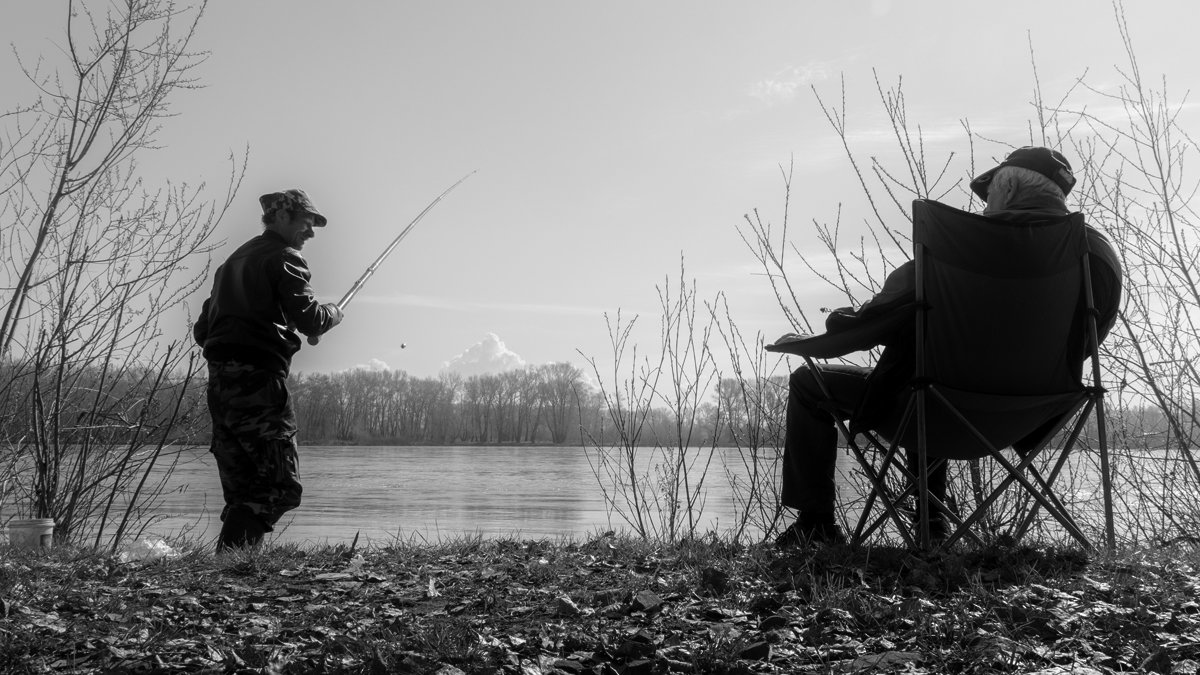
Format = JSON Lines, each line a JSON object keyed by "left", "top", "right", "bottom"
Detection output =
{"left": 308, "top": 170, "right": 476, "bottom": 345}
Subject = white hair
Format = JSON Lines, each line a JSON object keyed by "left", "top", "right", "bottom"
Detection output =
{"left": 983, "top": 166, "right": 1067, "bottom": 213}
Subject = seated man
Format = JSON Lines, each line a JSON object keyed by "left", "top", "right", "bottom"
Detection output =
{"left": 775, "top": 146, "right": 1123, "bottom": 546}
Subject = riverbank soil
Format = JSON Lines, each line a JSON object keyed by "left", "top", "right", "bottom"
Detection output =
{"left": 1, "top": 535, "right": 1198, "bottom": 673}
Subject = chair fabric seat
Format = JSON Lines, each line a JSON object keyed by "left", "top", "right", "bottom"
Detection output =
{"left": 870, "top": 385, "right": 1084, "bottom": 461}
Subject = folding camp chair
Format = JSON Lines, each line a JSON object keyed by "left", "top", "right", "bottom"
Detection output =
{"left": 768, "top": 199, "right": 1113, "bottom": 549}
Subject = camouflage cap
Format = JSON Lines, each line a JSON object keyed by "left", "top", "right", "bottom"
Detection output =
{"left": 258, "top": 189, "right": 328, "bottom": 227}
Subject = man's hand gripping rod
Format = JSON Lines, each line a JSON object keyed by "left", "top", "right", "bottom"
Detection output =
{"left": 308, "top": 171, "right": 476, "bottom": 346}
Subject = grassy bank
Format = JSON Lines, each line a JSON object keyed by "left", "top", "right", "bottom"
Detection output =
{"left": 1, "top": 535, "right": 1198, "bottom": 674}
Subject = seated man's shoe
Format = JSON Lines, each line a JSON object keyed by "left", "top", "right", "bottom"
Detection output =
{"left": 775, "top": 517, "right": 846, "bottom": 548}
{"left": 929, "top": 517, "right": 949, "bottom": 542}
{"left": 912, "top": 516, "right": 949, "bottom": 544}
{"left": 908, "top": 494, "right": 956, "bottom": 544}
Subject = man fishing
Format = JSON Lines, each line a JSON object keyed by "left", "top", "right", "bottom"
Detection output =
{"left": 193, "top": 189, "right": 343, "bottom": 551}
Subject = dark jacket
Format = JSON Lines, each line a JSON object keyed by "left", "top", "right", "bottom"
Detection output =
{"left": 824, "top": 206, "right": 1123, "bottom": 432}
{"left": 193, "top": 231, "right": 339, "bottom": 375}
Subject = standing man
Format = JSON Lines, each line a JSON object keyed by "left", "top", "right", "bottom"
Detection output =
{"left": 193, "top": 189, "right": 343, "bottom": 550}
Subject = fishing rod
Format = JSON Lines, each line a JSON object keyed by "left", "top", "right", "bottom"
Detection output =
{"left": 308, "top": 170, "right": 476, "bottom": 346}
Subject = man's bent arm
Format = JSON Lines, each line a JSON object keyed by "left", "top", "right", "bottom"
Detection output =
{"left": 278, "top": 251, "right": 340, "bottom": 338}
{"left": 824, "top": 261, "right": 916, "bottom": 341}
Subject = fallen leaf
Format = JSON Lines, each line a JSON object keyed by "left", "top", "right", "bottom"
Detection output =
{"left": 631, "top": 590, "right": 663, "bottom": 613}
{"left": 555, "top": 596, "right": 581, "bottom": 617}
{"left": 839, "top": 650, "right": 923, "bottom": 672}
{"left": 739, "top": 641, "right": 771, "bottom": 660}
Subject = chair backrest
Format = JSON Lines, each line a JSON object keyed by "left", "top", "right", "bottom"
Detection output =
{"left": 893, "top": 200, "right": 1094, "bottom": 458}
{"left": 916, "top": 199, "right": 1090, "bottom": 394}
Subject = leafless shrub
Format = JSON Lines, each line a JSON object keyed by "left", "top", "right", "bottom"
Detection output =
{"left": 708, "top": 295, "right": 789, "bottom": 541}
{"left": 0, "top": 0, "right": 240, "bottom": 550}
{"left": 580, "top": 259, "right": 723, "bottom": 541}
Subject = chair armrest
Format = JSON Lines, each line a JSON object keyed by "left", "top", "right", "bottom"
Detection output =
{"left": 765, "top": 303, "right": 915, "bottom": 358}
{"left": 765, "top": 329, "right": 872, "bottom": 358}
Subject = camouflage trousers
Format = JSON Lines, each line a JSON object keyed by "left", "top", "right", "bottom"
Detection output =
{"left": 206, "top": 361, "right": 302, "bottom": 530}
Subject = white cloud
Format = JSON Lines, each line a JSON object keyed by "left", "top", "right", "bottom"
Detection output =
{"left": 748, "top": 63, "right": 833, "bottom": 106}
{"left": 442, "top": 332, "right": 527, "bottom": 377}
{"left": 352, "top": 358, "right": 391, "bottom": 372}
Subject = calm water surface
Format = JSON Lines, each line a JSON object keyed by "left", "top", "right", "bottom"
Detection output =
{"left": 149, "top": 445, "right": 817, "bottom": 547}
{"left": 139, "top": 443, "right": 1123, "bottom": 548}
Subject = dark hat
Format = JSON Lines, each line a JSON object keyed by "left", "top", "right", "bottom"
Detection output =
{"left": 258, "top": 189, "right": 327, "bottom": 227}
{"left": 970, "top": 146, "right": 1076, "bottom": 200}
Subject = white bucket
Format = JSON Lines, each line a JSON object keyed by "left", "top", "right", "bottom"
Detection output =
{"left": 8, "top": 518, "right": 55, "bottom": 550}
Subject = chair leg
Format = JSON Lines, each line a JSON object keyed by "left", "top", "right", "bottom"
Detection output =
{"left": 864, "top": 464, "right": 984, "bottom": 549}
{"left": 960, "top": 450, "right": 1094, "bottom": 550}
{"left": 918, "top": 387, "right": 1094, "bottom": 550}
{"left": 854, "top": 444, "right": 988, "bottom": 549}
{"left": 1012, "top": 464, "right": 1087, "bottom": 542}
{"left": 1012, "top": 402, "right": 1093, "bottom": 538}
{"left": 848, "top": 401, "right": 928, "bottom": 548}
{"left": 841, "top": 386, "right": 1095, "bottom": 550}
{"left": 849, "top": 430, "right": 921, "bottom": 549}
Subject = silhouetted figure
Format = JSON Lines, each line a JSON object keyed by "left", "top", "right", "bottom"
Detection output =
{"left": 194, "top": 190, "right": 343, "bottom": 551}
{"left": 774, "top": 147, "right": 1122, "bottom": 547}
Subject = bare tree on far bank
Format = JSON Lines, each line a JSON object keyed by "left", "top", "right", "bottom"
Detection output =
{"left": 0, "top": 0, "right": 240, "bottom": 549}
{"left": 284, "top": 362, "right": 592, "bottom": 446}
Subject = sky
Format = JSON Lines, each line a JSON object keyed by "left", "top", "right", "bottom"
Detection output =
{"left": 2, "top": 1, "right": 1197, "bottom": 381}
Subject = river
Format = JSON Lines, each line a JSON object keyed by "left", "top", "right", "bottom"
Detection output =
{"left": 145, "top": 444, "right": 835, "bottom": 547}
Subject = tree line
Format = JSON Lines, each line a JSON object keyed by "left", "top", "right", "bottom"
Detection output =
{"left": 283, "top": 363, "right": 587, "bottom": 445}
{"left": 243, "top": 364, "right": 775, "bottom": 447}
{"left": 184, "top": 360, "right": 1168, "bottom": 451}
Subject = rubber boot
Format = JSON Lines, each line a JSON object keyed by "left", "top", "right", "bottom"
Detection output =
{"left": 217, "top": 507, "right": 267, "bottom": 551}
{"left": 241, "top": 515, "right": 268, "bottom": 548}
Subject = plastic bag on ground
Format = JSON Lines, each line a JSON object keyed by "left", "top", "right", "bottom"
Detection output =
{"left": 119, "top": 538, "right": 180, "bottom": 563}
{"left": 343, "top": 554, "right": 366, "bottom": 574}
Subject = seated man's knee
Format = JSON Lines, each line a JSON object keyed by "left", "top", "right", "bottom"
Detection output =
{"left": 790, "top": 365, "right": 817, "bottom": 390}
{"left": 790, "top": 365, "right": 828, "bottom": 402}
{"left": 790, "top": 365, "right": 840, "bottom": 422}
